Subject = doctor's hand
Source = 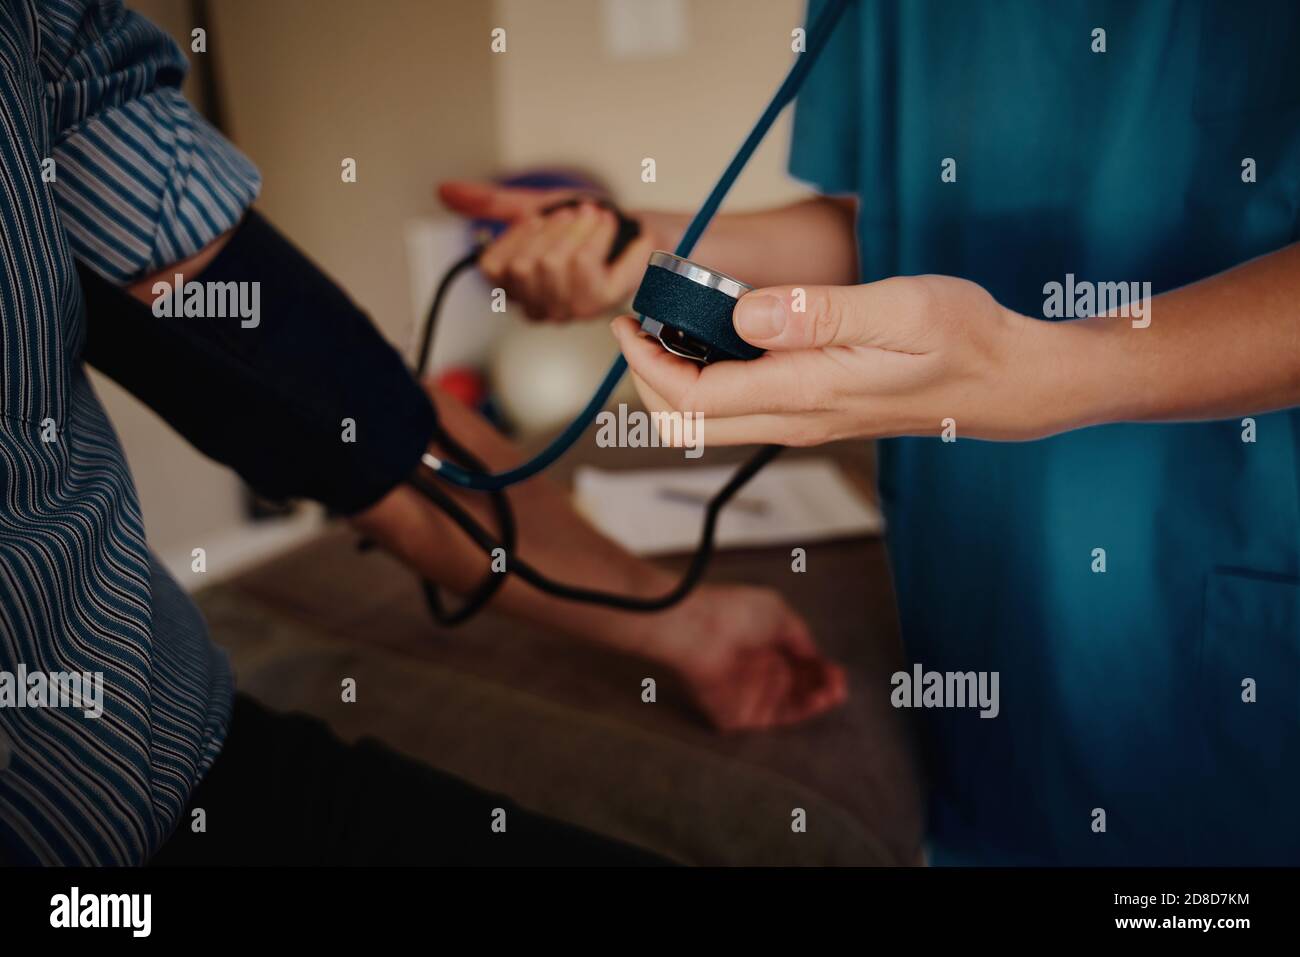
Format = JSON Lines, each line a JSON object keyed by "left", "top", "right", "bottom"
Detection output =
{"left": 612, "top": 275, "right": 1087, "bottom": 446}
{"left": 438, "top": 180, "right": 656, "bottom": 321}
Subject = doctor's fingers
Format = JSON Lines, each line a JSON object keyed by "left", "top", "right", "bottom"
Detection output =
{"left": 627, "top": 369, "right": 841, "bottom": 448}
{"left": 614, "top": 315, "right": 805, "bottom": 417}
{"left": 601, "top": 228, "right": 657, "bottom": 305}
{"left": 477, "top": 219, "right": 547, "bottom": 314}
{"left": 734, "top": 277, "right": 939, "bottom": 353}
{"left": 533, "top": 205, "right": 608, "bottom": 318}
{"left": 438, "top": 180, "right": 567, "bottom": 222}
{"left": 564, "top": 210, "right": 627, "bottom": 313}
{"left": 615, "top": 314, "right": 907, "bottom": 420}
{"left": 509, "top": 207, "right": 596, "bottom": 318}
{"left": 581, "top": 219, "right": 656, "bottom": 313}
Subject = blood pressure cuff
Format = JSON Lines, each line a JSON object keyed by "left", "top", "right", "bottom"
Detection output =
{"left": 80, "top": 210, "right": 437, "bottom": 515}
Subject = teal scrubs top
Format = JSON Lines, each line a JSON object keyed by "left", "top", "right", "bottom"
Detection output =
{"left": 790, "top": 0, "right": 1300, "bottom": 865}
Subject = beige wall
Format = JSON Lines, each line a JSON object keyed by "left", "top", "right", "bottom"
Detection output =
{"left": 495, "top": 0, "right": 810, "bottom": 210}
{"left": 124, "top": 0, "right": 201, "bottom": 101}
{"left": 101, "top": 0, "right": 810, "bottom": 584}
{"left": 209, "top": 0, "right": 500, "bottom": 344}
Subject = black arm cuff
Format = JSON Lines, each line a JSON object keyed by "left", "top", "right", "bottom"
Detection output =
{"left": 81, "top": 210, "right": 438, "bottom": 514}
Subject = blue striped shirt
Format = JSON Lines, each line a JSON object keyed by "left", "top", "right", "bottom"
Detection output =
{"left": 0, "top": 0, "right": 259, "bottom": 864}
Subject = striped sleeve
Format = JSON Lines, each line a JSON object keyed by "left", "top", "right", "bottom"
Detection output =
{"left": 39, "top": 0, "right": 260, "bottom": 283}
{"left": 1, "top": 0, "right": 235, "bottom": 864}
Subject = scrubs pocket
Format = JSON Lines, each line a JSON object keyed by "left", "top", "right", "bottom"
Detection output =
{"left": 1198, "top": 568, "right": 1300, "bottom": 863}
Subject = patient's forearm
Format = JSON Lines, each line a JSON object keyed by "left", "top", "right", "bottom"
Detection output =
{"left": 349, "top": 387, "right": 676, "bottom": 654}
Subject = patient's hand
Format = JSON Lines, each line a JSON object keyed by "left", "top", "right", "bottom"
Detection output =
{"left": 356, "top": 482, "right": 847, "bottom": 732}
{"left": 644, "top": 583, "right": 847, "bottom": 732}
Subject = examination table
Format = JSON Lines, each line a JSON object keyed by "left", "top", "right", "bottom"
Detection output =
{"left": 194, "top": 441, "right": 923, "bottom": 865}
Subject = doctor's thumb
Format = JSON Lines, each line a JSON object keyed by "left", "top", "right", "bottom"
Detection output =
{"left": 734, "top": 286, "right": 861, "bottom": 350}
{"left": 437, "top": 180, "right": 552, "bottom": 222}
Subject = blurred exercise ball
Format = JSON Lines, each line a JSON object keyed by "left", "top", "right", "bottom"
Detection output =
{"left": 490, "top": 314, "right": 636, "bottom": 436}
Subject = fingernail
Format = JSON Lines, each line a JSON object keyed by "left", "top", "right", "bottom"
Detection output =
{"left": 736, "top": 294, "right": 787, "bottom": 340}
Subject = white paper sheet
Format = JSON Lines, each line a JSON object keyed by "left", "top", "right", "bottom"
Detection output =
{"left": 573, "top": 458, "right": 883, "bottom": 556}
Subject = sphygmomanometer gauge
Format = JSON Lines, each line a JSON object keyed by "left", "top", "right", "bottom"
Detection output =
{"left": 633, "top": 251, "right": 764, "bottom": 364}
